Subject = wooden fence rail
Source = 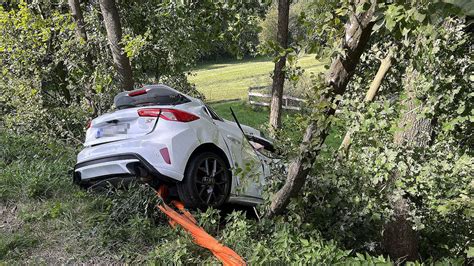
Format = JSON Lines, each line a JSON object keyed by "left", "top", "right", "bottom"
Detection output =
{"left": 248, "top": 86, "right": 304, "bottom": 111}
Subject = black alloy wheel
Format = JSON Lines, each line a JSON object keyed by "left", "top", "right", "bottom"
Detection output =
{"left": 177, "top": 152, "right": 231, "bottom": 208}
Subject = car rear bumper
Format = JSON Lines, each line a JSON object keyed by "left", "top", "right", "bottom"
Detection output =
{"left": 73, "top": 153, "right": 177, "bottom": 185}
{"left": 77, "top": 128, "right": 196, "bottom": 180}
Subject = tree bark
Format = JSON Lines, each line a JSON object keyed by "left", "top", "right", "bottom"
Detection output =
{"left": 269, "top": 0, "right": 290, "bottom": 133}
{"left": 382, "top": 68, "right": 432, "bottom": 262}
{"left": 68, "top": 0, "right": 88, "bottom": 41}
{"left": 99, "top": 0, "right": 134, "bottom": 91}
{"left": 339, "top": 53, "right": 393, "bottom": 151}
{"left": 392, "top": 71, "right": 433, "bottom": 147}
{"left": 68, "top": 0, "right": 93, "bottom": 67}
{"left": 267, "top": 0, "right": 377, "bottom": 217}
{"left": 68, "top": 0, "right": 98, "bottom": 115}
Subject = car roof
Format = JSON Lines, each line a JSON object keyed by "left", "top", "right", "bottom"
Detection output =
{"left": 114, "top": 84, "right": 200, "bottom": 109}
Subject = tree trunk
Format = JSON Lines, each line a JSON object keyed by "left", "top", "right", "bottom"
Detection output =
{"left": 382, "top": 68, "right": 432, "bottom": 262}
{"left": 68, "top": 0, "right": 88, "bottom": 41}
{"left": 99, "top": 0, "right": 134, "bottom": 91}
{"left": 267, "top": 0, "right": 377, "bottom": 217}
{"left": 269, "top": 0, "right": 290, "bottom": 133}
{"left": 392, "top": 71, "right": 433, "bottom": 147}
{"left": 68, "top": 0, "right": 93, "bottom": 67}
{"left": 68, "top": 0, "right": 98, "bottom": 115}
{"left": 339, "top": 53, "right": 393, "bottom": 151}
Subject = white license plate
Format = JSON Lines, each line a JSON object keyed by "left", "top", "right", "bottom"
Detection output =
{"left": 96, "top": 124, "right": 129, "bottom": 138}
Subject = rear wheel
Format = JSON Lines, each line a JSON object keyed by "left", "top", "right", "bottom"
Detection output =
{"left": 177, "top": 152, "right": 231, "bottom": 209}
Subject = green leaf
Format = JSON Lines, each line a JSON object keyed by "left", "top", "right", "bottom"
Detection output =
{"left": 467, "top": 246, "right": 474, "bottom": 258}
{"left": 300, "top": 238, "right": 309, "bottom": 246}
{"left": 412, "top": 10, "right": 426, "bottom": 22}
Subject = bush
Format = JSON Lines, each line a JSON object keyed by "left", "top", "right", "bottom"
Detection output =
{"left": 267, "top": 14, "right": 473, "bottom": 263}
{"left": 148, "top": 208, "right": 391, "bottom": 264}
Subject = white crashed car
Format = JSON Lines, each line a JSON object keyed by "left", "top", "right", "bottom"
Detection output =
{"left": 73, "top": 84, "right": 274, "bottom": 208}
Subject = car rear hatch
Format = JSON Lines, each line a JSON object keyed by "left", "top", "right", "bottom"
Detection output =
{"left": 83, "top": 84, "right": 195, "bottom": 147}
{"left": 84, "top": 107, "right": 158, "bottom": 146}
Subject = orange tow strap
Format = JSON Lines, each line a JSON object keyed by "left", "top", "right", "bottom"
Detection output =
{"left": 155, "top": 186, "right": 246, "bottom": 266}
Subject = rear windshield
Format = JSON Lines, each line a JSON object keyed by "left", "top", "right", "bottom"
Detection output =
{"left": 114, "top": 84, "right": 190, "bottom": 110}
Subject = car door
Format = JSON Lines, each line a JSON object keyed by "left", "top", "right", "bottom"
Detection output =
{"left": 203, "top": 106, "right": 264, "bottom": 199}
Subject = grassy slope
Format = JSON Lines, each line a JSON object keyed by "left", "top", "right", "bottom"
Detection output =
{"left": 189, "top": 54, "right": 325, "bottom": 101}
{"left": 0, "top": 132, "right": 169, "bottom": 263}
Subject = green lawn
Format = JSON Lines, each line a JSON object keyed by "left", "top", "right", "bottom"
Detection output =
{"left": 210, "top": 101, "right": 269, "bottom": 130}
{"left": 189, "top": 54, "right": 325, "bottom": 102}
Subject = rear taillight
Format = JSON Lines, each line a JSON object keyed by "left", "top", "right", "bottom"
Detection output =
{"left": 86, "top": 120, "right": 91, "bottom": 129}
{"left": 128, "top": 89, "right": 148, "bottom": 97}
{"left": 137, "top": 108, "right": 199, "bottom": 122}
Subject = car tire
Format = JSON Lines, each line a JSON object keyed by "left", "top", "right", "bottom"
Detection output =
{"left": 177, "top": 152, "right": 231, "bottom": 209}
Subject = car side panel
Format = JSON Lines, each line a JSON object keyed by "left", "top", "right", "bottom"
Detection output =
{"left": 213, "top": 120, "right": 265, "bottom": 199}
{"left": 165, "top": 105, "right": 235, "bottom": 182}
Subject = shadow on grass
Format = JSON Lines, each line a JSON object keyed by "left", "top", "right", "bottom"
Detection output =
{"left": 191, "top": 56, "right": 273, "bottom": 72}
